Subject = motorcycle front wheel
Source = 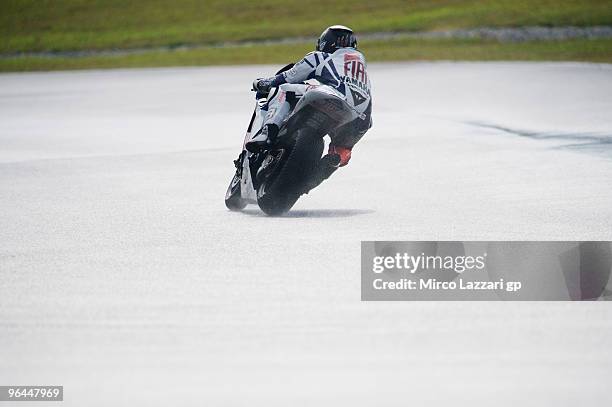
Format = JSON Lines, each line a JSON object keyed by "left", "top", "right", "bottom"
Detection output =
{"left": 225, "top": 172, "right": 247, "bottom": 211}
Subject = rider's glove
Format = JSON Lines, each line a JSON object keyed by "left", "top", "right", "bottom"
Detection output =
{"left": 325, "top": 145, "right": 352, "bottom": 167}
{"left": 252, "top": 78, "right": 273, "bottom": 93}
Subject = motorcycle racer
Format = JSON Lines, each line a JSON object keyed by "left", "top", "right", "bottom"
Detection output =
{"left": 246, "top": 25, "right": 372, "bottom": 175}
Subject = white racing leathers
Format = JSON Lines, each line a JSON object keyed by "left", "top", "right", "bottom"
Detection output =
{"left": 265, "top": 47, "right": 372, "bottom": 148}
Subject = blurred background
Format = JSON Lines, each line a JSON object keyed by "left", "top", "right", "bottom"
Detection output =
{"left": 1, "top": 0, "right": 612, "bottom": 71}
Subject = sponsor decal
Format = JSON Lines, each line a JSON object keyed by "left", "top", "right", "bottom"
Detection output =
{"left": 343, "top": 53, "right": 370, "bottom": 96}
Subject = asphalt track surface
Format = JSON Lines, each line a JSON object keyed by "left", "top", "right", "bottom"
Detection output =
{"left": 1, "top": 62, "right": 612, "bottom": 405}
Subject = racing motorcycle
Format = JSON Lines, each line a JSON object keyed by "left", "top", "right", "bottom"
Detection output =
{"left": 224, "top": 64, "right": 356, "bottom": 216}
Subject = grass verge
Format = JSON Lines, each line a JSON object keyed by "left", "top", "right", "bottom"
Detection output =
{"left": 1, "top": 38, "right": 611, "bottom": 72}
{"left": 2, "top": 0, "right": 612, "bottom": 53}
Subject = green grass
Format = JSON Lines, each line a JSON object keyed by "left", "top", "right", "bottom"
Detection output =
{"left": 1, "top": 0, "right": 611, "bottom": 71}
{"left": 2, "top": 38, "right": 611, "bottom": 72}
{"left": 2, "top": 0, "right": 612, "bottom": 53}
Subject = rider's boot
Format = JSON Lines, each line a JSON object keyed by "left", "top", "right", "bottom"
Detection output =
{"left": 245, "top": 124, "right": 279, "bottom": 153}
{"left": 303, "top": 145, "right": 352, "bottom": 193}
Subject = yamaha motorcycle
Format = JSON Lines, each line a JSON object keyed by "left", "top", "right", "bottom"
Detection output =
{"left": 224, "top": 64, "right": 356, "bottom": 216}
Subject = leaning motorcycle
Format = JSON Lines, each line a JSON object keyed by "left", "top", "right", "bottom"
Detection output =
{"left": 224, "top": 64, "right": 357, "bottom": 216}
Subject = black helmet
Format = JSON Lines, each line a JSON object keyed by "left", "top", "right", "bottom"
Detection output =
{"left": 316, "top": 25, "right": 357, "bottom": 53}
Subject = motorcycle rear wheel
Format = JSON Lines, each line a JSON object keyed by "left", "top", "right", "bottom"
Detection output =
{"left": 257, "top": 127, "right": 324, "bottom": 216}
